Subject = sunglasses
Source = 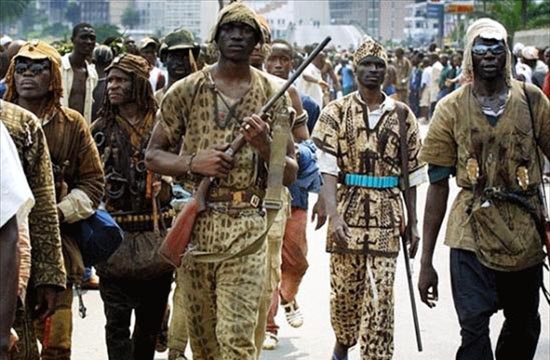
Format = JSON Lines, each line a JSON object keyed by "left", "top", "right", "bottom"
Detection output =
{"left": 471, "top": 43, "right": 506, "bottom": 56}
{"left": 14, "top": 61, "right": 50, "bottom": 75}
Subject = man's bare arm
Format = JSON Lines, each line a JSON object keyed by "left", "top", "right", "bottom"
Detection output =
{"left": 145, "top": 123, "right": 234, "bottom": 179}
{"left": 418, "top": 178, "right": 449, "bottom": 308}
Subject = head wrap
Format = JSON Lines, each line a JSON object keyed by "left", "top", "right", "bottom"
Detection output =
{"left": 4, "top": 40, "right": 63, "bottom": 116}
{"left": 513, "top": 42, "right": 525, "bottom": 57}
{"left": 209, "top": 1, "right": 264, "bottom": 44}
{"left": 106, "top": 53, "right": 151, "bottom": 80}
{"left": 521, "top": 46, "right": 538, "bottom": 60}
{"left": 353, "top": 36, "right": 388, "bottom": 68}
{"left": 462, "top": 18, "right": 512, "bottom": 86}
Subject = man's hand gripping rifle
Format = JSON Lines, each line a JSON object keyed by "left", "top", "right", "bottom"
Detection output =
{"left": 159, "top": 37, "right": 332, "bottom": 267}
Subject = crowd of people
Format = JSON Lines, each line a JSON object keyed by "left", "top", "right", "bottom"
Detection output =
{"left": 1, "top": 2, "right": 549, "bottom": 360}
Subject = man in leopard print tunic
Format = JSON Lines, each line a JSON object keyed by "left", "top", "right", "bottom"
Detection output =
{"left": 311, "top": 36, "right": 426, "bottom": 360}
{"left": 145, "top": 3, "right": 297, "bottom": 360}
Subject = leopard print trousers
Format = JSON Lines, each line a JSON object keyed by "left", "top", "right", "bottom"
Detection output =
{"left": 330, "top": 253, "right": 397, "bottom": 360}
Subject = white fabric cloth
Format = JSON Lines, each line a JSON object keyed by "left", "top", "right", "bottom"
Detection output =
{"left": 297, "top": 63, "right": 324, "bottom": 108}
{"left": 57, "top": 188, "right": 94, "bottom": 224}
{"left": 0, "top": 121, "right": 34, "bottom": 228}
{"left": 430, "top": 61, "right": 443, "bottom": 102}
{"left": 60, "top": 54, "right": 98, "bottom": 124}
{"left": 149, "top": 66, "right": 165, "bottom": 92}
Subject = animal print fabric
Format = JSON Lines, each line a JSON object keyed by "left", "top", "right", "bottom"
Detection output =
{"left": 159, "top": 64, "right": 291, "bottom": 192}
{"left": 330, "top": 253, "right": 397, "bottom": 360}
{"left": 312, "top": 93, "right": 422, "bottom": 256}
{"left": 181, "top": 240, "right": 267, "bottom": 360}
{"left": 0, "top": 100, "right": 66, "bottom": 289}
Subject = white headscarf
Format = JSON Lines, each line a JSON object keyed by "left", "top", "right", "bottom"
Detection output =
{"left": 462, "top": 18, "right": 512, "bottom": 86}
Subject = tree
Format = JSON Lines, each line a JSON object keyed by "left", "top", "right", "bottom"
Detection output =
{"left": 42, "top": 22, "right": 71, "bottom": 38}
{"left": 121, "top": 6, "right": 140, "bottom": 30}
{"left": 65, "top": 1, "right": 81, "bottom": 26}
{"left": 0, "top": 0, "right": 32, "bottom": 23}
{"left": 95, "top": 24, "right": 122, "bottom": 44}
{"left": 475, "top": 0, "right": 549, "bottom": 38}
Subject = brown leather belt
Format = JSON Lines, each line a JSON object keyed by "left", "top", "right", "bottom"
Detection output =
{"left": 208, "top": 190, "right": 262, "bottom": 209}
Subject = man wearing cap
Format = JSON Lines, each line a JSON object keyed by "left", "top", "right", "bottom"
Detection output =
{"left": 156, "top": 28, "right": 200, "bottom": 104}
{"left": 140, "top": 37, "right": 166, "bottom": 92}
{"left": 91, "top": 53, "right": 173, "bottom": 360}
{"left": 521, "top": 46, "right": 548, "bottom": 90}
{"left": 145, "top": 2, "right": 297, "bottom": 359}
{"left": 311, "top": 36, "right": 424, "bottom": 360}
{"left": 4, "top": 40, "right": 104, "bottom": 360}
{"left": 61, "top": 23, "right": 98, "bottom": 124}
{"left": 155, "top": 27, "right": 200, "bottom": 360}
{"left": 418, "top": 18, "right": 550, "bottom": 360}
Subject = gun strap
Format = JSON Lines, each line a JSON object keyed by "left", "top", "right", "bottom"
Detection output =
{"left": 188, "top": 119, "right": 289, "bottom": 263}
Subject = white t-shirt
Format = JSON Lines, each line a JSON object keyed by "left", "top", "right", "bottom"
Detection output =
{"left": 0, "top": 120, "right": 34, "bottom": 227}
{"left": 297, "top": 63, "right": 324, "bottom": 108}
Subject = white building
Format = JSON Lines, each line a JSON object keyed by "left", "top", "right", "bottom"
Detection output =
{"left": 404, "top": 1, "right": 440, "bottom": 47}
{"left": 247, "top": 0, "right": 330, "bottom": 40}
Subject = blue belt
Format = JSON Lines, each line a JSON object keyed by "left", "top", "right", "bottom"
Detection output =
{"left": 343, "top": 174, "right": 399, "bottom": 188}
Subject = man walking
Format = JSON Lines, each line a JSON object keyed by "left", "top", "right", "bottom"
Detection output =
{"left": 418, "top": 18, "right": 550, "bottom": 360}
{"left": 1, "top": 101, "right": 65, "bottom": 359}
{"left": 145, "top": 3, "right": 297, "bottom": 359}
{"left": 92, "top": 53, "right": 174, "bottom": 360}
{"left": 394, "top": 47, "right": 411, "bottom": 104}
{"left": 4, "top": 40, "right": 104, "bottom": 360}
{"left": 311, "top": 36, "right": 425, "bottom": 360}
{"left": 260, "top": 39, "right": 322, "bottom": 351}
{"left": 61, "top": 23, "right": 98, "bottom": 124}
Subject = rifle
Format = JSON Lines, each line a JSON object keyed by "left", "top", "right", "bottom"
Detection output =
{"left": 159, "top": 36, "right": 332, "bottom": 267}
{"left": 397, "top": 104, "right": 423, "bottom": 352}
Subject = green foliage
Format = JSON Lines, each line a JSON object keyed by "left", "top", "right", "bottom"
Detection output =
{"left": 0, "top": 0, "right": 32, "bottom": 22}
{"left": 95, "top": 24, "right": 123, "bottom": 44}
{"left": 42, "top": 22, "right": 70, "bottom": 38}
{"left": 475, "top": 0, "right": 549, "bottom": 37}
{"left": 121, "top": 6, "right": 140, "bottom": 29}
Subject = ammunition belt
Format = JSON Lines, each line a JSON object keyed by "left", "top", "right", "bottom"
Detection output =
{"left": 112, "top": 209, "right": 176, "bottom": 232}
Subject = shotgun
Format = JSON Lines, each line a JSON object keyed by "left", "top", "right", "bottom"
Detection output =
{"left": 159, "top": 36, "right": 332, "bottom": 267}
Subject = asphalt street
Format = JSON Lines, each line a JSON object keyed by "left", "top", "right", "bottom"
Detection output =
{"left": 71, "top": 123, "right": 550, "bottom": 360}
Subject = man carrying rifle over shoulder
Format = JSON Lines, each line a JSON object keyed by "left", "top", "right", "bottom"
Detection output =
{"left": 145, "top": 2, "right": 297, "bottom": 359}
{"left": 418, "top": 18, "right": 550, "bottom": 360}
{"left": 311, "top": 36, "right": 425, "bottom": 360}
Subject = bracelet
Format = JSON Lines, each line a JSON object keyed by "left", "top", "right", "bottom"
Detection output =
{"left": 187, "top": 153, "right": 196, "bottom": 175}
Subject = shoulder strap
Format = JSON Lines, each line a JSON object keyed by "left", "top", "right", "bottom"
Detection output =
{"left": 523, "top": 82, "right": 549, "bottom": 210}
{"left": 187, "top": 108, "right": 291, "bottom": 264}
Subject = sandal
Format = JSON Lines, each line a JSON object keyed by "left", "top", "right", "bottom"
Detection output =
{"left": 281, "top": 298, "right": 304, "bottom": 328}
{"left": 262, "top": 332, "right": 278, "bottom": 350}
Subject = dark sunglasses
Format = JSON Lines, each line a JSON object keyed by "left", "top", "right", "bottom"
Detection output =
{"left": 471, "top": 43, "right": 506, "bottom": 56}
{"left": 14, "top": 61, "right": 50, "bottom": 75}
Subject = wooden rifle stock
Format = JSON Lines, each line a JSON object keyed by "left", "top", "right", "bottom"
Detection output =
{"left": 158, "top": 37, "right": 332, "bottom": 267}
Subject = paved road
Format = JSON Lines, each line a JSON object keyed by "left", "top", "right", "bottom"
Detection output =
{"left": 72, "top": 123, "right": 550, "bottom": 360}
